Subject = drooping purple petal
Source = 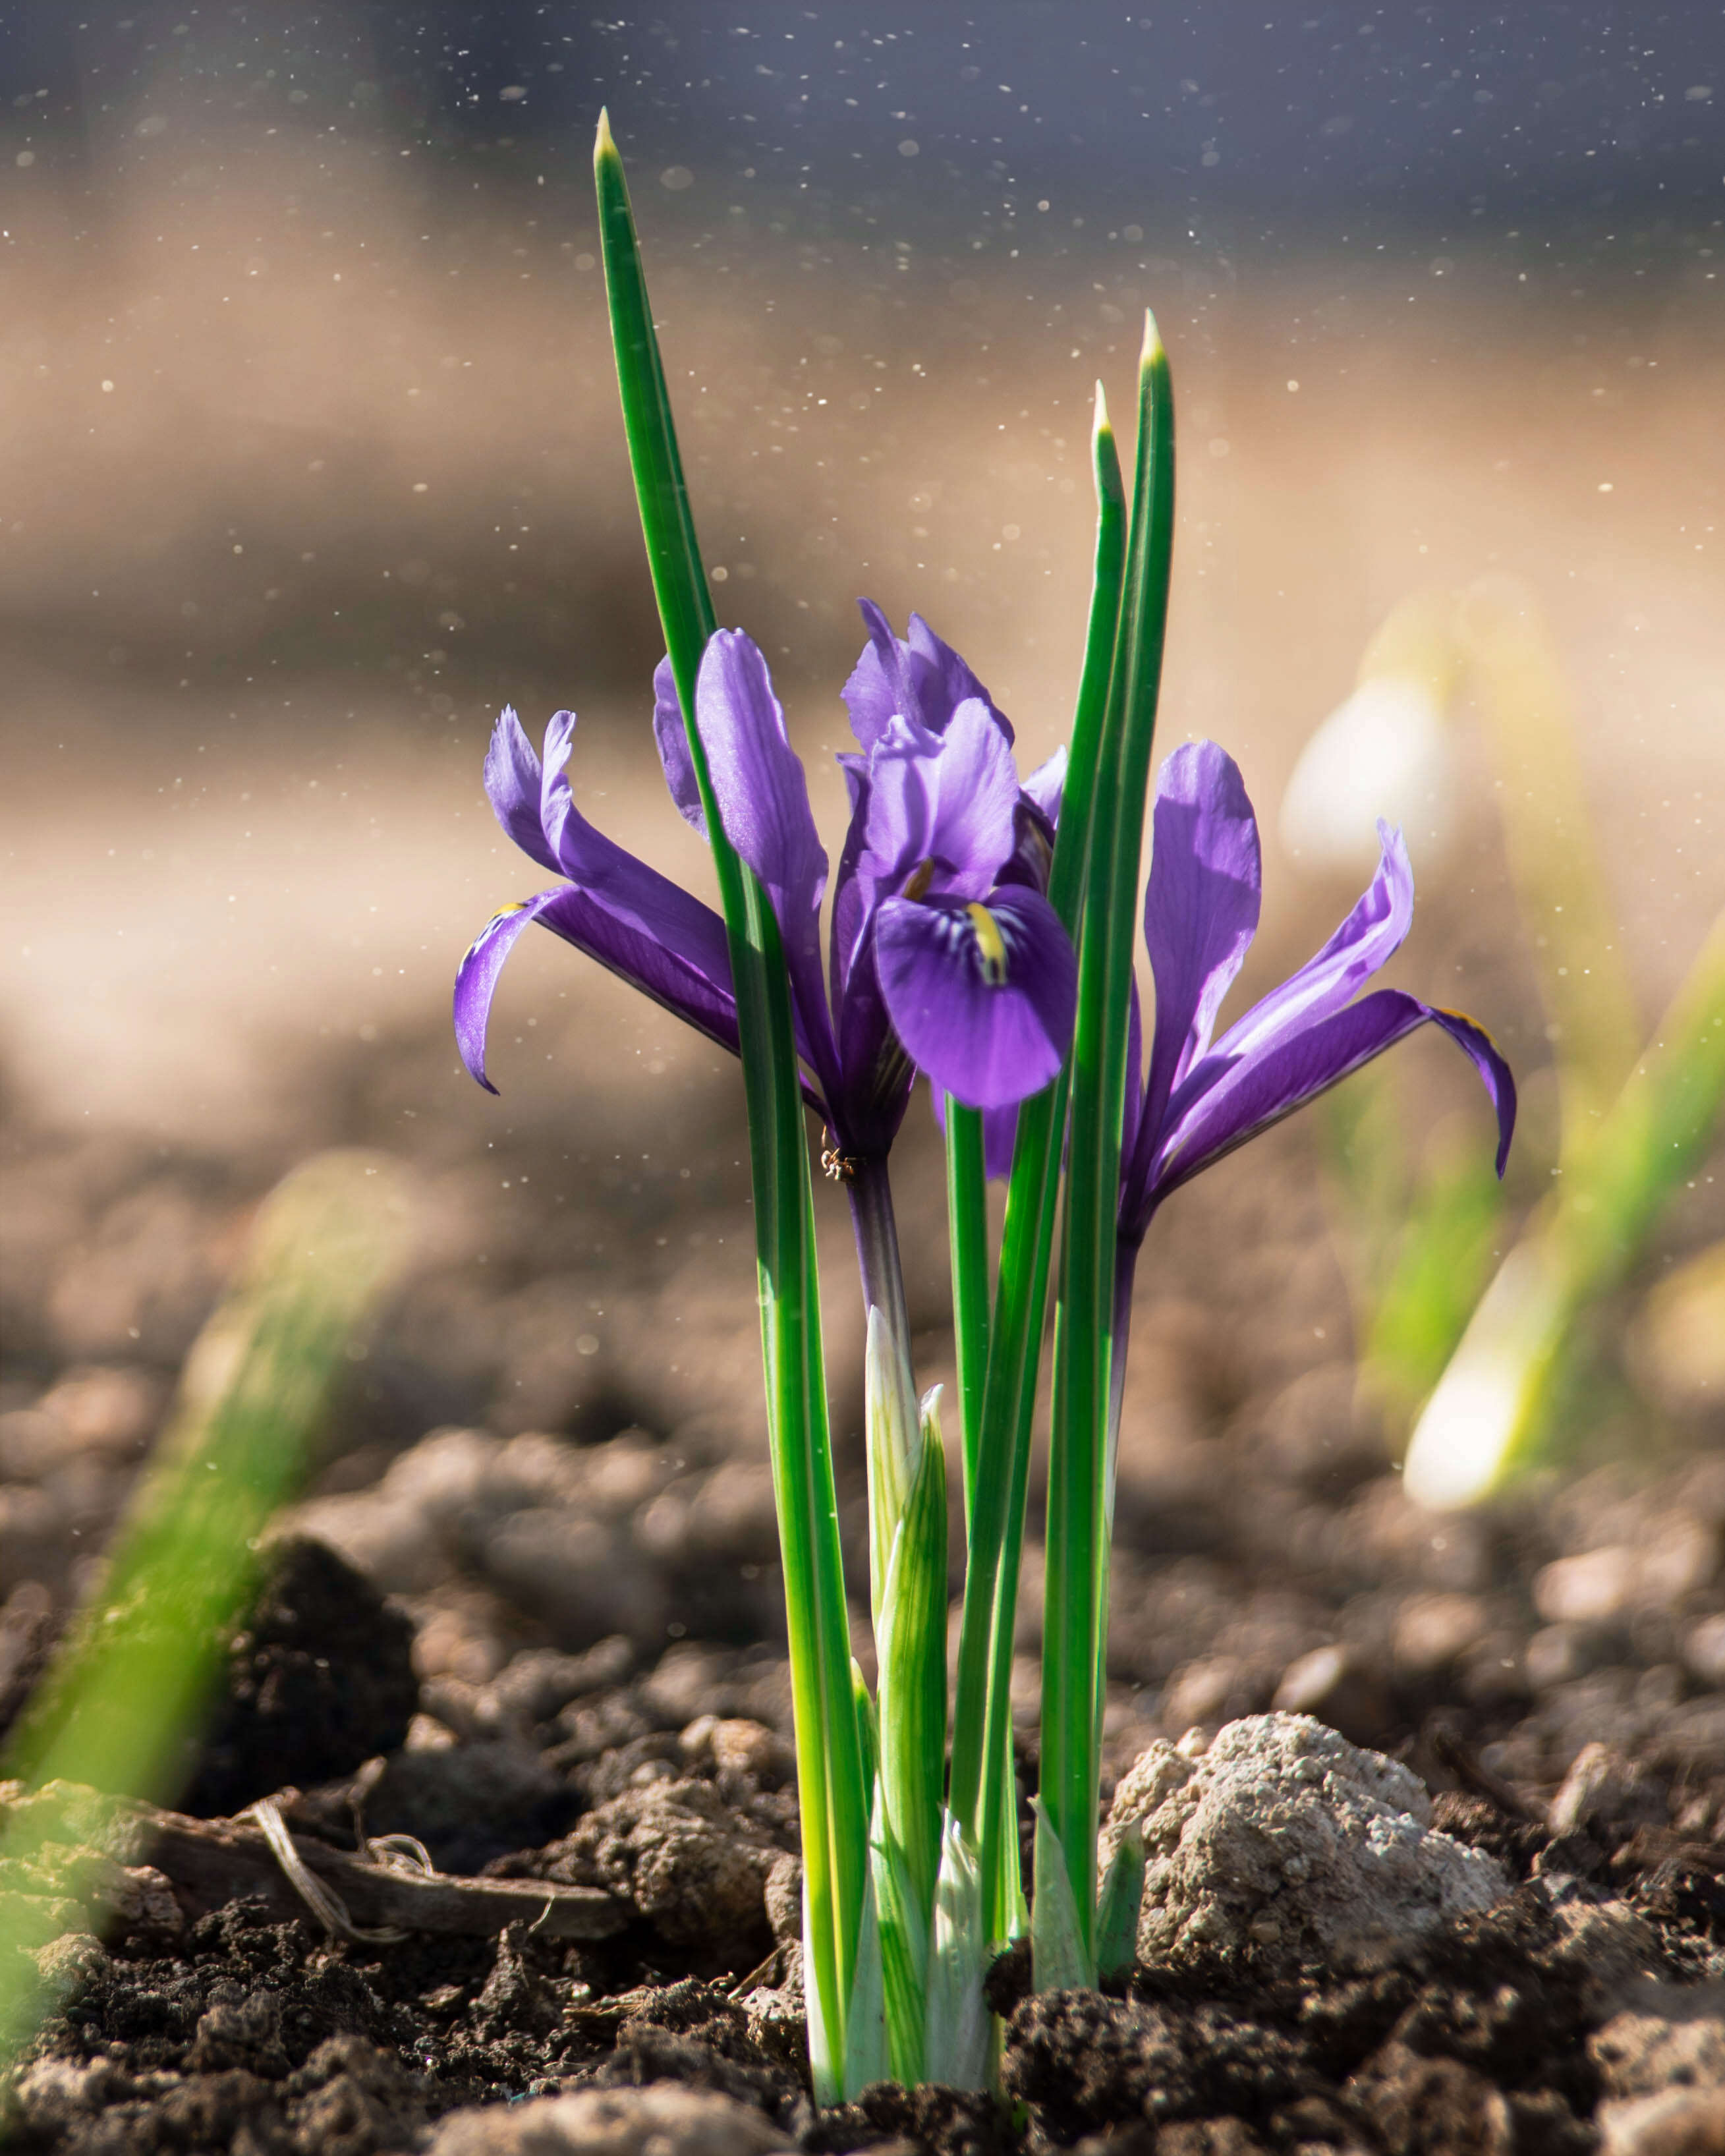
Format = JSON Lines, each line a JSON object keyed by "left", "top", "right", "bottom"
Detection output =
{"left": 532, "top": 712, "right": 735, "bottom": 1019}
{"left": 1138, "top": 741, "right": 1263, "bottom": 1144}
{"left": 857, "top": 699, "right": 1020, "bottom": 913}
{"left": 695, "top": 629, "right": 838, "bottom": 1089}
{"left": 484, "top": 708, "right": 561, "bottom": 874}
{"left": 1134, "top": 987, "right": 1516, "bottom": 1235}
{"left": 1206, "top": 816, "right": 1415, "bottom": 1069}
{"left": 454, "top": 884, "right": 741, "bottom": 1096}
{"left": 874, "top": 886, "right": 1076, "bottom": 1111}
{"left": 653, "top": 655, "right": 707, "bottom": 836}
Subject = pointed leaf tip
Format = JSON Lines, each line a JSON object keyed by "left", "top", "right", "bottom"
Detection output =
{"left": 594, "top": 108, "right": 616, "bottom": 162}
{"left": 1140, "top": 308, "right": 1165, "bottom": 368}
{"left": 1092, "top": 380, "right": 1110, "bottom": 434}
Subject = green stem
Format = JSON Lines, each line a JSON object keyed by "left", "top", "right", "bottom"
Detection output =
{"left": 1040, "top": 318, "right": 1174, "bottom": 1980}
{"left": 595, "top": 115, "right": 867, "bottom": 2094}
{"left": 944, "top": 1100, "right": 991, "bottom": 1525}
{"left": 947, "top": 385, "right": 1127, "bottom": 1949}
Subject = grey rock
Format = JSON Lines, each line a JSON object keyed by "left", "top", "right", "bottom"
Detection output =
{"left": 1549, "top": 1741, "right": 1668, "bottom": 1840}
{"left": 427, "top": 2085, "right": 794, "bottom": 2156}
{"left": 1598, "top": 2087, "right": 1725, "bottom": 2155}
{"left": 1272, "top": 1643, "right": 1392, "bottom": 1748}
{"left": 555, "top": 1774, "right": 787, "bottom": 1956}
{"left": 1593, "top": 1989, "right": 1725, "bottom": 2100}
{"left": 1105, "top": 1711, "right": 1509, "bottom": 1972}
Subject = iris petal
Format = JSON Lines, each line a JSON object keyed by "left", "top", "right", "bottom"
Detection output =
{"left": 857, "top": 699, "right": 1021, "bottom": 913}
{"left": 653, "top": 655, "right": 708, "bottom": 837}
{"left": 1139, "top": 741, "right": 1264, "bottom": 1138}
{"left": 841, "top": 598, "right": 1013, "bottom": 752}
{"left": 874, "top": 887, "right": 1076, "bottom": 1111}
{"left": 1208, "top": 815, "right": 1415, "bottom": 1067}
{"left": 1146, "top": 987, "right": 1516, "bottom": 1223}
{"left": 695, "top": 629, "right": 838, "bottom": 1091}
{"left": 483, "top": 708, "right": 560, "bottom": 874}
{"left": 454, "top": 884, "right": 743, "bottom": 1097}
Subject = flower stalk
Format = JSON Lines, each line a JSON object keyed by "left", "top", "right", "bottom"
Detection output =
{"left": 455, "top": 121, "right": 1519, "bottom": 2101}
{"left": 1038, "top": 316, "right": 1175, "bottom": 1987}
{"left": 594, "top": 114, "right": 868, "bottom": 2098}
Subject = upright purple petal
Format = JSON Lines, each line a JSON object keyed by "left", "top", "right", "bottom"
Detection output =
{"left": 653, "top": 656, "right": 707, "bottom": 836}
{"left": 874, "top": 886, "right": 1076, "bottom": 1111}
{"left": 537, "top": 707, "right": 579, "bottom": 864}
{"left": 455, "top": 885, "right": 740, "bottom": 1096}
{"left": 1138, "top": 988, "right": 1515, "bottom": 1232}
{"left": 906, "top": 611, "right": 1013, "bottom": 746}
{"left": 841, "top": 600, "right": 913, "bottom": 755}
{"left": 857, "top": 699, "right": 1020, "bottom": 912}
{"left": 695, "top": 630, "right": 838, "bottom": 1089}
{"left": 484, "top": 708, "right": 560, "bottom": 874}
{"left": 1139, "top": 742, "right": 1263, "bottom": 1141}
{"left": 840, "top": 599, "right": 1013, "bottom": 752}
{"left": 1208, "top": 818, "right": 1415, "bottom": 1069}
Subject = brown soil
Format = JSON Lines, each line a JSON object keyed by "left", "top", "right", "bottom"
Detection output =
{"left": 5, "top": 1044, "right": 1725, "bottom": 2155}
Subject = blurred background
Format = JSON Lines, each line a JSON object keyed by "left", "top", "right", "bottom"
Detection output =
{"left": 1, "top": 1, "right": 1722, "bottom": 1784}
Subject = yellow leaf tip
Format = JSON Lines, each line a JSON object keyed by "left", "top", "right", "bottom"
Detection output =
{"left": 1140, "top": 308, "right": 1165, "bottom": 367}
{"left": 1092, "top": 379, "right": 1110, "bottom": 432}
{"left": 595, "top": 108, "right": 616, "bottom": 157}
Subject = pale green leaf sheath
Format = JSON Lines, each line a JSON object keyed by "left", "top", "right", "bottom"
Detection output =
{"left": 872, "top": 1387, "right": 950, "bottom": 2082}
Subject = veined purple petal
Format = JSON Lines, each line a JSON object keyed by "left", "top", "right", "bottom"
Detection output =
{"left": 695, "top": 629, "right": 838, "bottom": 1091}
{"left": 874, "top": 886, "right": 1076, "bottom": 1111}
{"left": 653, "top": 655, "right": 707, "bottom": 836}
{"left": 1208, "top": 816, "right": 1415, "bottom": 1069}
{"left": 1139, "top": 742, "right": 1263, "bottom": 1141}
{"left": 484, "top": 708, "right": 560, "bottom": 874}
{"left": 455, "top": 886, "right": 742, "bottom": 1096}
{"left": 858, "top": 698, "right": 1020, "bottom": 910}
{"left": 996, "top": 791, "right": 1058, "bottom": 895}
{"left": 1136, "top": 987, "right": 1516, "bottom": 1235}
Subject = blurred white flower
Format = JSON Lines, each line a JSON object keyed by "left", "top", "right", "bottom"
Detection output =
{"left": 1278, "top": 673, "right": 1456, "bottom": 874}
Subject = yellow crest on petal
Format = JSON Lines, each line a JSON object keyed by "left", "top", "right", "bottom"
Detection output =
{"left": 965, "top": 902, "right": 1008, "bottom": 987}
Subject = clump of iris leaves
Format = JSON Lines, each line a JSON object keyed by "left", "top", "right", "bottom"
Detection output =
{"left": 454, "top": 119, "right": 1517, "bottom": 2103}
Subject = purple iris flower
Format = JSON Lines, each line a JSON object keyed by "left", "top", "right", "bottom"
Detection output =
{"left": 1093, "top": 737, "right": 1515, "bottom": 1436}
{"left": 453, "top": 604, "right": 1077, "bottom": 1172}
{"left": 1117, "top": 739, "right": 1514, "bottom": 1245}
